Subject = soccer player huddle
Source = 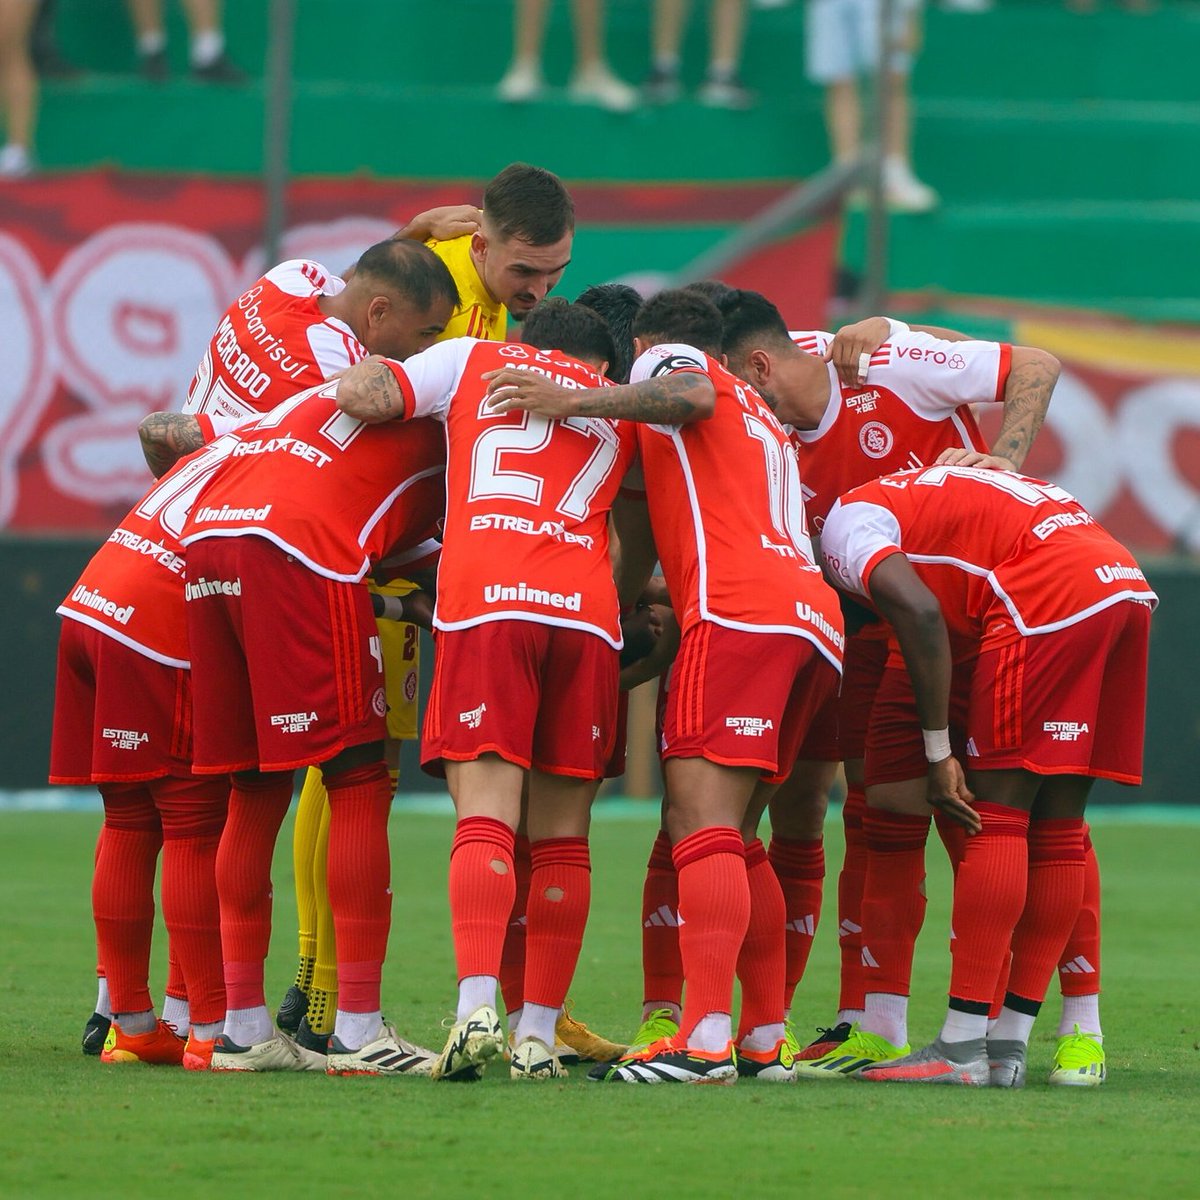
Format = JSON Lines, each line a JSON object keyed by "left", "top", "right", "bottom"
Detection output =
{"left": 51, "top": 163, "right": 1153, "bottom": 1088}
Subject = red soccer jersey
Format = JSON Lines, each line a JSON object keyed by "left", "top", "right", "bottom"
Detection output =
{"left": 630, "top": 342, "right": 844, "bottom": 671}
{"left": 820, "top": 465, "right": 1158, "bottom": 657}
{"left": 184, "top": 259, "right": 366, "bottom": 422}
{"left": 789, "top": 329, "right": 1011, "bottom": 530}
{"left": 382, "top": 338, "right": 638, "bottom": 647}
{"left": 57, "top": 432, "right": 243, "bottom": 667}
{"left": 179, "top": 380, "right": 446, "bottom": 582}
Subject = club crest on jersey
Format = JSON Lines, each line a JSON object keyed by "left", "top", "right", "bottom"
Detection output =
{"left": 371, "top": 688, "right": 387, "bottom": 718}
{"left": 858, "top": 421, "right": 894, "bottom": 459}
{"left": 404, "top": 670, "right": 418, "bottom": 702}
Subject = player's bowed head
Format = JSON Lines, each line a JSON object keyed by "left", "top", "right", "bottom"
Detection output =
{"left": 333, "top": 239, "right": 460, "bottom": 361}
{"left": 471, "top": 163, "right": 576, "bottom": 320}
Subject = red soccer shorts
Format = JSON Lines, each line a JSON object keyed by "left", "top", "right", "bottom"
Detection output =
{"left": 793, "top": 628, "right": 888, "bottom": 763}
{"left": 661, "top": 621, "right": 840, "bottom": 784}
{"left": 422, "top": 620, "right": 619, "bottom": 779}
{"left": 967, "top": 601, "right": 1150, "bottom": 784}
{"left": 864, "top": 663, "right": 973, "bottom": 789}
{"left": 50, "top": 619, "right": 193, "bottom": 784}
{"left": 603, "top": 691, "right": 630, "bottom": 779}
{"left": 186, "top": 536, "right": 386, "bottom": 775}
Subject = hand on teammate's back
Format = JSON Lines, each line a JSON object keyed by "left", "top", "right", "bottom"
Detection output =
{"left": 934, "top": 448, "right": 1016, "bottom": 473}
{"left": 483, "top": 366, "right": 581, "bottom": 417}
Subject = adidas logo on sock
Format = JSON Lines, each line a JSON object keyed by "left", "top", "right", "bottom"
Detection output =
{"left": 643, "top": 905, "right": 682, "bottom": 928}
{"left": 860, "top": 946, "right": 880, "bottom": 969}
{"left": 1060, "top": 955, "right": 1096, "bottom": 975}
{"left": 786, "top": 914, "right": 816, "bottom": 936}
{"left": 839, "top": 918, "right": 863, "bottom": 939}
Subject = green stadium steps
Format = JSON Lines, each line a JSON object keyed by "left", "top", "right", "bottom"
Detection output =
{"left": 914, "top": 99, "right": 1200, "bottom": 205}
{"left": 916, "top": 4, "right": 1200, "bottom": 104}
{"left": 841, "top": 201, "right": 1200, "bottom": 317}
{"left": 36, "top": 76, "right": 827, "bottom": 182}
{"left": 51, "top": 0, "right": 1200, "bottom": 108}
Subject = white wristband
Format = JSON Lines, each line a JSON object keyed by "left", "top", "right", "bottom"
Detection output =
{"left": 886, "top": 318, "right": 911, "bottom": 341}
{"left": 922, "top": 727, "right": 952, "bottom": 763}
{"left": 379, "top": 594, "right": 406, "bottom": 622}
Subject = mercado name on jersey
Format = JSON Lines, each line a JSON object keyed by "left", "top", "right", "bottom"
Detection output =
{"left": 821, "top": 465, "right": 1158, "bottom": 657}
{"left": 379, "top": 337, "right": 637, "bottom": 647}
{"left": 630, "top": 342, "right": 844, "bottom": 671}
{"left": 788, "top": 329, "right": 1012, "bottom": 529}
{"left": 184, "top": 259, "right": 366, "bottom": 422}
{"left": 179, "top": 380, "right": 446, "bottom": 583}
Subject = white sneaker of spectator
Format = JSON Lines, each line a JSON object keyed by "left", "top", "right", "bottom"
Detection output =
{"left": 497, "top": 60, "right": 545, "bottom": 103}
{"left": 884, "top": 157, "right": 939, "bottom": 212}
{"left": 0, "top": 143, "right": 33, "bottom": 179}
{"left": 569, "top": 64, "right": 638, "bottom": 112}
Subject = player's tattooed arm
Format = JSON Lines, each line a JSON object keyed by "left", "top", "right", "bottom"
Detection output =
{"left": 939, "top": 346, "right": 1059, "bottom": 473}
{"left": 483, "top": 367, "right": 716, "bottom": 425}
{"left": 336, "top": 356, "right": 408, "bottom": 423}
{"left": 138, "top": 412, "right": 205, "bottom": 478}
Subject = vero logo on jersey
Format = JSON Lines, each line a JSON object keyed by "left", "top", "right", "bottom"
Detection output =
{"left": 895, "top": 346, "right": 966, "bottom": 369}
{"left": 1044, "top": 721, "right": 1090, "bottom": 742}
{"left": 725, "top": 716, "right": 774, "bottom": 737}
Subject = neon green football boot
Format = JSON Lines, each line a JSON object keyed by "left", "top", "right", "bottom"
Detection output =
{"left": 794, "top": 1023, "right": 910, "bottom": 1080}
{"left": 1048, "top": 1024, "right": 1106, "bottom": 1087}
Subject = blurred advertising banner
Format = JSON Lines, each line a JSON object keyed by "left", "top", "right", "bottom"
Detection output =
{"left": 976, "top": 318, "right": 1200, "bottom": 553}
{"left": 2, "top": 170, "right": 835, "bottom": 535}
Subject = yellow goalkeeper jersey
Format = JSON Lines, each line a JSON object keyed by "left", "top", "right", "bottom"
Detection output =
{"left": 427, "top": 234, "right": 507, "bottom": 342}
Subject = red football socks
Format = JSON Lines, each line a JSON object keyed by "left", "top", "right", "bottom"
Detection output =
{"left": 523, "top": 837, "right": 591, "bottom": 1010}
{"left": 861, "top": 809, "right": 931, "bottom": 997}
{"left": 448, "top": 815, "right": 516, "bottom": 982}
{"left": 837, "top": 786, "right": 869, "bottom": 1012}
{"left": 93, "top": 785, "right": 162, "bottom": 1015}
{"left": 949, "top": 802, "right": 1030, "bottom": 1006}
{"left": 767, "top": 835, "right": 824, "bottom": 1009}
{"left": 215, "top": 772, "right": 293, "bottom": 1011}
{"left": 736, "top": 840, "right": 787, "bottom": 1040}
{"left": 641, "top": 830, "right": 683, "bottom": 1008}
{"left": 1007, "top": 818, "right": 1086, "bottom": 1005}
{"left": 1058, "top": 824, "right": 1102, "bottom": 997}
{"left": 673, "top": 827, "right": 749, "bottom": 1041}
{"left": 325, "top": 762, "right": 394, "bottom": 1013}
{"left": 155, "top": 775, "right": 227, "bottom": 1025}
{"left": 499, "top": 834, "right": 532, "bottom": 1015}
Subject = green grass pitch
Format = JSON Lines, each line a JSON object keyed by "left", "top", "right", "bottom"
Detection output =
{"left": 1, "top": 807, "right": 1198, "bottom": 1199}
